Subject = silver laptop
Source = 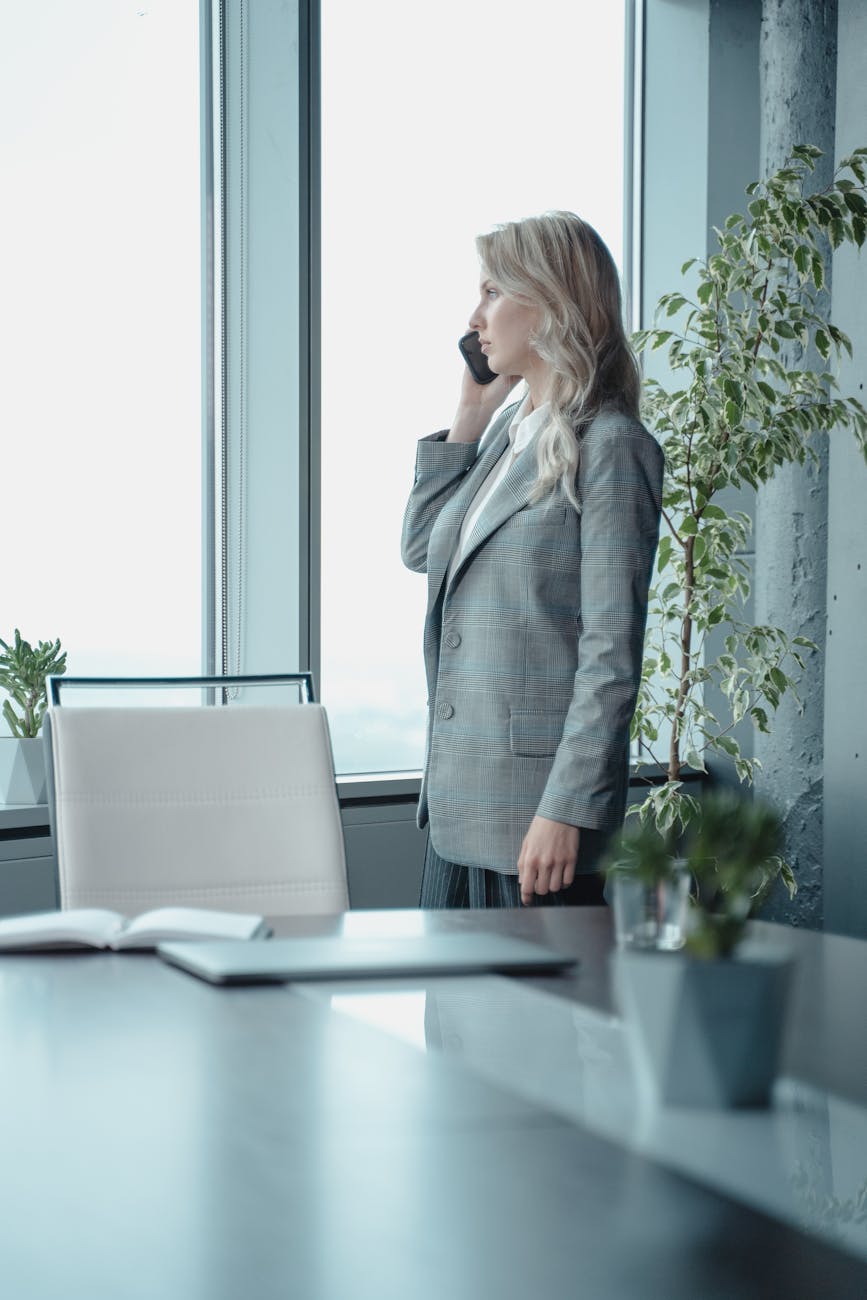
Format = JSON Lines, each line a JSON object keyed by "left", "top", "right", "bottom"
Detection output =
{"left": 157, "top": 932, "right": 577, "bottom": 985}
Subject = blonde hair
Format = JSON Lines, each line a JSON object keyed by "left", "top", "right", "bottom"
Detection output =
{"left": 476, "top": 210, "right": 640, "bottom": 510}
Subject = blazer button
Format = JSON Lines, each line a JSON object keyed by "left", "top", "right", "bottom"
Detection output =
{"left": 444, "top": 631, "right": 462, "bottom": 648}
{"left": 437, "top": 702, "right": 454, "bottom": 720}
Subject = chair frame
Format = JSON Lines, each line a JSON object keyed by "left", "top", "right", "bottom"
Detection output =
{"left": 47, "top": 672, "right": 316, "bottom": 706}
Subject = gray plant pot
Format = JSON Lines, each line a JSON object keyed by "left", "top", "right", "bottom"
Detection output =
{"left": 613, "top": 944, "right": 794, "bottom": 1108}
{"left": 0, "top": 736, "right": 48, "bottom": 805}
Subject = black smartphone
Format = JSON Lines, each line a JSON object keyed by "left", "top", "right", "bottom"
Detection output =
{"left": 458, "top": 330, "right": 497, "bottom": 385}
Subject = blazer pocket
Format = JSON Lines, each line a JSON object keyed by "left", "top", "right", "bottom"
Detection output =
{"left": 509, "top": 711, "right": 564, "bottom": 758}
{"left": 507, "top": 505, "right": 570, "bottom": 529}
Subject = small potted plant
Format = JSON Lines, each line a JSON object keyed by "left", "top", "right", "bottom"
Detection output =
{"left": 0, "top": 630, "right": 67, "bottom": 805}
{"left": 608, "top": 789, "right": 796, "bottom": 1108}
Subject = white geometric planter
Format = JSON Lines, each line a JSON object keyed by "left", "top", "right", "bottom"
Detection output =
{"left": 613, "top": 944, "right": 794, "bottom": 1108}
{"left": 0, "top": 736, "right": 48, "bottom": 805}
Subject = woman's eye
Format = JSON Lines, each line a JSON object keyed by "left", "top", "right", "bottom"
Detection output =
{"left": 486, "top": 288, "right": 498, "bottom": 299}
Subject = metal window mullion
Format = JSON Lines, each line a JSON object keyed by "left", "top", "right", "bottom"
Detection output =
{"left": 624, "top": 0, "right": 646, "bottom": 335}
{"left": 299, "top": 0, "right": 321, "bottom": 696}
{"left": 218, "top": 0, "right": 229, "bottom": 687}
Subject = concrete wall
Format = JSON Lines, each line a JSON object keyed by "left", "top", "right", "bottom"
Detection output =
{"left": 753, "top": 0, "right": 837, "bottom": 928}
{"left": 643, "top": 0, "right": 867, "bottom": 937}
{"left": 823, "top": 0, "right": 867, "bottom": 938}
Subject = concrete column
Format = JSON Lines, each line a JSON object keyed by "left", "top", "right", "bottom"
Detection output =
{"left": 823, "top": 0, "right": 867, "bottom": 939}
{"left": 754, "top": 0, "right": 837, "bottom": 926}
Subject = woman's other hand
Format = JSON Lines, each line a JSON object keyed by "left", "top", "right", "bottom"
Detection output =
{"left": 447, "top": 367, "right": 521, "bottom": 443}
{"left": 517, "top": 816, "right": 580, "bottom": 905}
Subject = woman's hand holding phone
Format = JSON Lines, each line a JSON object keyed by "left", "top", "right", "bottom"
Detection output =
{"left": 447, "top": 333, "right": 521, "bottom": 444}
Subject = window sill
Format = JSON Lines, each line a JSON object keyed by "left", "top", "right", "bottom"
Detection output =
{"left": 335, "top": 763, "right": 705, "bottom": 807}
{"left": 0, "top": 765, "right": 705, "bottom": 828}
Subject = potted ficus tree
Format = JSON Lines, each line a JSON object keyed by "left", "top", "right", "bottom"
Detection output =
{"left": 609, "top": 790, "right": 793, "bottom": 1107}
{"left": 606, "top": 144, "right": 867, "bottom": 1107}
{"left": 630, "top": 143, "right": 867, "bottom": 846}
{"left": 0, "top": 630, "right": 67, "bottom": 805}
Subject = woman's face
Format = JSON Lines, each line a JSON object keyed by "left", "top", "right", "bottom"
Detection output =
{"left": 468, "top": 277, "right": 540, "bottom": 378}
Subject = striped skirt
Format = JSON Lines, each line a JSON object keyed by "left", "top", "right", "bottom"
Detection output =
{"left": 419, "top": 835, "right": 607, "bottom": 909}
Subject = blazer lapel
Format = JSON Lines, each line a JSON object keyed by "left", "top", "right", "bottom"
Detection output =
{"left": 425, "top": 417, "right": 512, "bottom": 614}
{"left": 445, "top": 441, "right": 540, "bottom": 592}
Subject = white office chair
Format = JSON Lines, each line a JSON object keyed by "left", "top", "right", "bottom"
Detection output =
{"left": 43, "top": 674, "right": 350, "bottom": 916}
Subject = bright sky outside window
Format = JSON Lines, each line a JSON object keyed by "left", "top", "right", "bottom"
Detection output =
{"left": 1, "top": 0, "right": 201, "bottom": 709}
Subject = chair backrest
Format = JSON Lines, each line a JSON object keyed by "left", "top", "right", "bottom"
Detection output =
{"left": 44, "top": 702, "right": 349, "bottom": 915}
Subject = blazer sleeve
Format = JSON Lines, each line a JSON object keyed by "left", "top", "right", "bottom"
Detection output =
{"left": 535, "top": 418, "right": 664, "bottom": 831}
{"left": 400, "top": 432, "right": 480, "bottom": 573}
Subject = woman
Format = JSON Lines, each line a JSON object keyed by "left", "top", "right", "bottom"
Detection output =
{"left": 401, "top": 211, "right": 663, "bottom": 907}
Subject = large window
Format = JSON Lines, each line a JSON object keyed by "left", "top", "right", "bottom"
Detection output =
{"left": 320, "top": 0, "right": 630, "bottom": 774}
{"left": 2, "top": 3, "right": 632, "bottom": 781}
{"left": 1, "top": 1, "right": 202, "bottom": 698}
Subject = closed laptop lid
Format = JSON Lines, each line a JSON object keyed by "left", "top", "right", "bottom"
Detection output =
{"left": 157, "top": 932, "right": 577, "bottom": 985}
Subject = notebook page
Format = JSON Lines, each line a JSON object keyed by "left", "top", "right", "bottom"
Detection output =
{"left": 0, "top": 909, "right": 125, "bottom": 950}
{"left": 116, "top": 907, "right": 266, "bottom": 948}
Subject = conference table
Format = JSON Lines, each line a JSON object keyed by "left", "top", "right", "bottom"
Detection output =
{"left": 1, "top": 906, "right": 866, "bottom": 1298}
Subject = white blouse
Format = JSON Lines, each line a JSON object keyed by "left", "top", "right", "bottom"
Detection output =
{"left": 446, "top": 394, "right": 550, "bottom": 585}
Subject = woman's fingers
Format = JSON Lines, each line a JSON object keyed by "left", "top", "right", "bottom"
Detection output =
{"left": 517, "top": 817, "right": 580, "bottom": 905}
{"left": 544, "top": 864, "right": 564, "bottom": 894}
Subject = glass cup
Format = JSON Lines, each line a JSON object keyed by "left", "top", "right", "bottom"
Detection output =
{"left": 611, "top": 867, "right": 691, "bottom": 951}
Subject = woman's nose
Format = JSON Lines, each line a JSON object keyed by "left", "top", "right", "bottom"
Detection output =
{"left": 468, "top": 303, "right": 484, "bottom": 332}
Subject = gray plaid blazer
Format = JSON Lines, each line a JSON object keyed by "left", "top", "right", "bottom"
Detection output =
{"left": 401, "top": 402, "right": 664, "bottom": 875}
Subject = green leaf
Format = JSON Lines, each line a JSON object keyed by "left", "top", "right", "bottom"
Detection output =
{"left": 811, "top": 252, "right": 825, "bottom": 290}
{"left": 828, "top": 324, "right": 854, "bottom": 358}
{"left": 680, "top": 516, "right": 698, "bottom": 536}
{"left": 770, "top": 666, "right": 789, "bottom": 692}
{"left": 656, "top": 536, "right": 673, "bottom": 571}
{"left": 2, "top": 699, "right": 23, "bottom": 738}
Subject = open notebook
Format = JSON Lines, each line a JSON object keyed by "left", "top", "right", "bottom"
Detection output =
{"left": 0, "top": 907, "right": 270, "bottom": 952}
{"left": 157, "top": 932, "right": 578, "bottom": 985}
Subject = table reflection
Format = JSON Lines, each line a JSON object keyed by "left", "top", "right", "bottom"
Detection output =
{"left": 309, "top": 974, "right": 867, "bottom": 1262}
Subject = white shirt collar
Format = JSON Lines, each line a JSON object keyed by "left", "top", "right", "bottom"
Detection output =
{"left": 508, "top": 393, "right": 550, "bottom": 454}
